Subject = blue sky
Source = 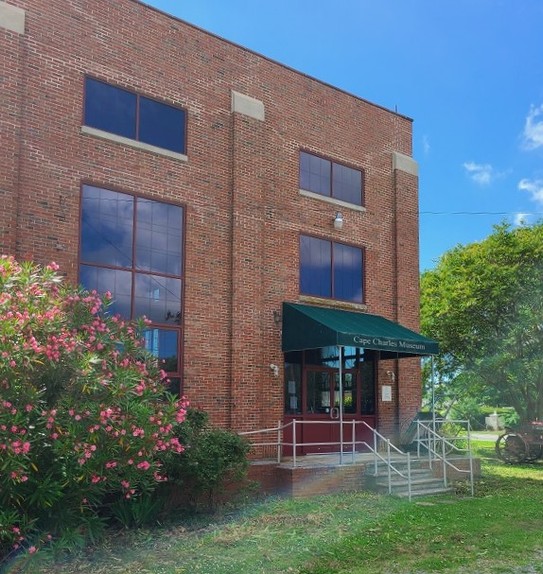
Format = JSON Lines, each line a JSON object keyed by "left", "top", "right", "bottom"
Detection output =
{"left": 145, "top": 0, "right": 543, "bottom": 271}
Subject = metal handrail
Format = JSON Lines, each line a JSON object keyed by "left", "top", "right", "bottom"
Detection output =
{"left": 239, "top": 418, "right": 475, "bottom": 499}
{"left": 415, "top": 420, "right": 474, "bottom": 496}
{"left": 358, "top": 420, "right": 412, "bottom": 500}
{"left": 239, "top": 419, "right": 414, "bottom": 500}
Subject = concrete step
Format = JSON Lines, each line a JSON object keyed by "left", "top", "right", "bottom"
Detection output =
{"left": 372, "top": 460, "right": 431, "bottom": 472}
{"left": 395, "top": 486, "right": 455, "bottom": 499}
{"left": 375, "top": 475, "right": 444, "bottom": 488}
{"left": 371, "top": 467, "right": 431, "bottom": 479}
{"left": 366, "top": 463, "right": 454, "bottom": 498}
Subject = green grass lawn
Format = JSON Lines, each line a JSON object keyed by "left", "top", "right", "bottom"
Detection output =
{"left": 15, "top": 441, "right": 543, "bottom": 574}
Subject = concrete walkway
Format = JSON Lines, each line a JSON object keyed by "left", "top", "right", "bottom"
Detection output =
{"left": 471, "top": 432, "right": 500, "bottom": 442}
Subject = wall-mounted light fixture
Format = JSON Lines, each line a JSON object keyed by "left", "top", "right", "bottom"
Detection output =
{"left": 334, "top": 211, "right": 344, "bottom": 230}
{"left": 273, "top": 310, "right": 282, "bottom": 326}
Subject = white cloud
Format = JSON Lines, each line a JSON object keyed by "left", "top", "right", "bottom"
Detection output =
{"left": 518, "top": 178, "right": 543, "bottom": 205}
{"left": 522, "top": 104, "right": 543, "bottom": 150}
{"left": 463, "top": 161, "right": 495, "bottom": 186}
{"left": 422, "top": 135, "right": 430, "bottom": 156}
{"left": 513, "top": 212, "right": 531, "bottom": 226}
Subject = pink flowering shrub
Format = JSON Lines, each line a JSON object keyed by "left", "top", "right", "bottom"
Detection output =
{"left": 0, "top": 257, "right": 187, "bottom": 560}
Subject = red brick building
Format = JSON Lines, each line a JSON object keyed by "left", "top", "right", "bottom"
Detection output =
{"left": 1, "top": 0, "right": 436, "bottom": 455}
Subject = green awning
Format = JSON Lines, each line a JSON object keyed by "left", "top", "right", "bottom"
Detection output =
{"left": 282, "top": 302, "right": 439, "bottom": 356}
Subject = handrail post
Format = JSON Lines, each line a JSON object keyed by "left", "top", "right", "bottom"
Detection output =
{"left": 407, "top": 452, "right": 412, "bottom": 501}
{"left": 427, "top": 426, "right": 432, "bottom": 468}
{"left": 387, "top": 440, "right": 392, "bottom": 494}
{"left": 467, "top": 420, "right": 474, "bottom": 496}
{"left": 352, "top": 419, "right": 356, "bottom": 463}
{"left": 293, "top": 419, "right": 297, "bottom": 468}
{"left": 373, "top": 428, "right": 378, "bottom": 475}
{"left": 277, "top": 420, "right": 282, "bottom": 464}
{"left": 442, "top": 432, "right": 447, "bottom": 487}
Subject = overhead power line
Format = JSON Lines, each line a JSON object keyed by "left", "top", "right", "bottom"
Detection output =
{"left": 420, "top": 211, "right": 543, "bottom": 216}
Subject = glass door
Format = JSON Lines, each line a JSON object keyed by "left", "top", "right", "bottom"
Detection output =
{"left": 306, "top": 370, "right": 332, "bottom": 415}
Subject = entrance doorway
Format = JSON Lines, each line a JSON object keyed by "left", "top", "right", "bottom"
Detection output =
{"left": 284, "top": 347, "right": 376, "bottom": 454}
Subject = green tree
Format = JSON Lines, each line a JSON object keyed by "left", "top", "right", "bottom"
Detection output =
{"left": 421, "top": 223, "right": 543, "bottom": 423}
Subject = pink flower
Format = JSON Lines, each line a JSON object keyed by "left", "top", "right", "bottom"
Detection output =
{"left": 28, "top": 546, "right": 37, "bottom": 554}
{"left": 137, "top": 460, "right": 151, "bottom": 471}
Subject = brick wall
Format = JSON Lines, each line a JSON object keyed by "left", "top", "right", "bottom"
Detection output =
{"left": 0, "top": 2, "right": 24, "bottom": 254}
{"left": 1, "top": 0, "right": 422, "bottom": 439}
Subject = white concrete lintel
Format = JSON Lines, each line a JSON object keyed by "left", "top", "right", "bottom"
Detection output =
{"left": 0, "top": 1, "right": 25, "bottom": 34}
{"left": 231, "top": 90, "right": 265, "bottom": 121}
{"left": 392, "top": 151, "right": 418, "bottom": 176}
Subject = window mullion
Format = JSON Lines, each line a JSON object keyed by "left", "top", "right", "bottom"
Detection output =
{"left": 130, "top": 196, "right": 138, "bottom": 320}
{"left": 330, "top": 240, "right": 335, "bottom": 298}
{"left": 135, "top": 94, "right": 140, "bottom": 142}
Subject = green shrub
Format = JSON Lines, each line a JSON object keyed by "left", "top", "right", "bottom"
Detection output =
{"left": 109, "top": 494, "right": 165, "bottom": 529}
{"left": 501, "top": 408, "right": 520, "bottom": 428}
{"left": 162, "top": 409, "right": 250, "bottom": 509}
{"left": 0, "top": 257, "right": 188, "bottom": 560}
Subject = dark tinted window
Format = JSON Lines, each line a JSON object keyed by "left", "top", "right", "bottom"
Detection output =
{"left": 80, "top": 185, "right": 184, "bottom": 383}
{"left": 300, "top": 151, "right": 363, "bottom": 206}
{"left": 300, "top": 236, "right": 363, "bottom": 303}
{"left": 84, "top": 77, "right": 186, "bottom": 154}
{"left": 81, "top": 186, "right": 134, "bottom": 268}
{"left": 333, "top": 242, "right": 363, "bottom": 303}
{"left": 79, "top": 265, "right": 132, "bottom": 318}
{"left": 332, "top": 163, "right": 362, "bottom": 205}
{"left": 143, "top": 328, "right": 179, "bottom": 373}
{"left": 84, "top": 77, "right": 136, "bottom": 139}
{"left": 133, "top": 274, "right": 182, "bottom": 324}
{"left": 300, "top": 235, "right": 331, "bottom": 298}
{"left": 139, "top": 96, "right": 186, "bottom": 154}
{"left": 300, "top": 152, "right": 331, "bottom": 197}
{"left": 136, "top": 199, "right": 183, "bottom": 275}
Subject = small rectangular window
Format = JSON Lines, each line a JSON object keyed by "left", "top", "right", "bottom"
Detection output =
{"left": 139, "top": 96, "right": 186, "bottom": 154}
{"left": 84, "top": 78, "right": 137, "bottom": 139}
{"left": 300, "top": 235, "right": 363, "bottom": 303}
{"left": 84, "top": 77, "right": 187, "bottom": 155}
{"left": 300, "top": 151, "right": 363, "bottom": 206}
